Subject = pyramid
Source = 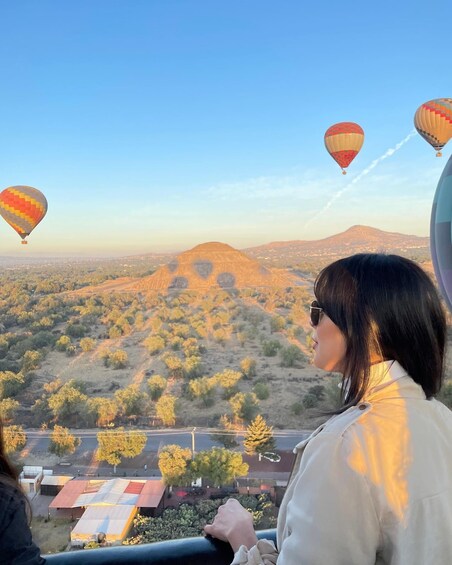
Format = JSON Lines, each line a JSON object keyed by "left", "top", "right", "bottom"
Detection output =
{"left": 135, "top": 242, "right": 296, "bottom": 292}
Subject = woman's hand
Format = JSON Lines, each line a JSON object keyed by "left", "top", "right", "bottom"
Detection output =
{"left": 204, "top": 498, "right": 258, "bottom": 553}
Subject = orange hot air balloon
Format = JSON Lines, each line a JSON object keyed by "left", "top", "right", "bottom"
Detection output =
{"left": 414, "top": 98, "right": 452, "bottom": 157}
{"left": 324, "top": 122, "right": 364, "bottom": 174}
{"left": 0, "top": 186, "right": 48, "bottom": 244}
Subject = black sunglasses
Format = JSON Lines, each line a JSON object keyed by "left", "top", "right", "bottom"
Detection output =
{"left": 310, "top": 300, "right": 324, "bottom": 326}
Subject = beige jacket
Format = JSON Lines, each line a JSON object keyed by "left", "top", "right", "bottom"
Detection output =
{"left": 232, "top": 361, "right": 452, "bottom": 564}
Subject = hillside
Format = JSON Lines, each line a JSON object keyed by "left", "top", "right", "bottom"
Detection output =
{"left": 243, "top": 225, "right": 430, "bottom": 266}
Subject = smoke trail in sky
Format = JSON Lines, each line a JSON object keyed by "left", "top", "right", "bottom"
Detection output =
{"left": 303, "top": 130, "right": 417, "bottom": 230}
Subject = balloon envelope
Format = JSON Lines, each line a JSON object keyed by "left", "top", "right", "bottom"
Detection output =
{"left": 324, "top": 122, "right": 364, "bottom": 173}
{"left": 0, "top": 186, "right": 48, "bottom": 241}
{"left": 431, "top": 154, "right": 452, "bottom": 313}
{"left": 414, "top": 98, "right": 452, "bottom": 156}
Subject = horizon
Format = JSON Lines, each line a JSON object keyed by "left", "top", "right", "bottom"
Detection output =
{"left": 0, "top": 223, "right": 430, "bottom": 262}
{"left": 0, "top": 2, "right": 450, "bottom": 255}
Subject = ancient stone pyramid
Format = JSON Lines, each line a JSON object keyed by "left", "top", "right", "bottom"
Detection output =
{"left": 136, "top": 242, "right": 296, "bottom": 291}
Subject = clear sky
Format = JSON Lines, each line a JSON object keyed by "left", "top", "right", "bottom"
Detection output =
{"left": 0, "top": 0, "right": 449, "bottom": 256}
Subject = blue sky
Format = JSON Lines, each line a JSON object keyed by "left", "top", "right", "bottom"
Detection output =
{"left": 0, "top": 1, "right": 449, "bottom": 255}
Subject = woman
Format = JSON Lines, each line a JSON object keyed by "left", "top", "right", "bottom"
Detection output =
{"left": 204, "top": 253, "right": 452, "bottom": 564}
{"left": 0, "top": 422, "right": 45, "bottom": 564}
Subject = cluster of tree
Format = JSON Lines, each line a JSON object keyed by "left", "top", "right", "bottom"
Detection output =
{"left": 123, "top": 494, "right": 276, "bottom": 545}
{"left": 157, "top": 415, "right": 274, "bottom": 488}
{"left": 158, "top": 445, "right": 248, "bottom": 487}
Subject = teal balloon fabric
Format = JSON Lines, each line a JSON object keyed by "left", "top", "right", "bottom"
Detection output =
{"left": 431, "top": 154, "right": 452, "bottom": 312}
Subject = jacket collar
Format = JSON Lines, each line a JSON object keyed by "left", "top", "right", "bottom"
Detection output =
{"left": 362, "top": 359, "right": 425, "bottom": 401}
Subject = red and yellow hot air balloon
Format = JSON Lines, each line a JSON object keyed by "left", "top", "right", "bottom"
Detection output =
{"left": 324, "top": 122, "right": 364, "bottom": 174}
{"left": 0, "top": 186, "right": 48, "bottom": 244}
{"left": 414, "top": 98, "right": 452, "bottom": 157}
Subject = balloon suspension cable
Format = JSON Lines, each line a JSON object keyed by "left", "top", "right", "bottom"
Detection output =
{"left": 342, "top": 169, "right": 347, "bottom": 175}
{"left": 436, "top": 151, "right": 442, "bottom": 157}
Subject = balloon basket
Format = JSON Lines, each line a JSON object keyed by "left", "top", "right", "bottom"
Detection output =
{"left": 436, "top": 151, "right": 442, "bottom": 157}
{"left": 342, "top": 170, "right": 347, "bottom": 175}
{"left": 21, "top": 240, "right": 28, "bottom": 245}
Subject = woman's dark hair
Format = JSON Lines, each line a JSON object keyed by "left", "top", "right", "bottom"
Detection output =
{"left": 314, "top": 253, "right": 447, "bottom": 411}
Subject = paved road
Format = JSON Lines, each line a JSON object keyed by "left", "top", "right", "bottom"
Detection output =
{"left": 24, "top": 427, "right": 311, "bottom": 456}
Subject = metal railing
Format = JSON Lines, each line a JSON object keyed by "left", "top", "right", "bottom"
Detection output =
{"left": 44, "top": 529, "right": 277, "bottom": 564}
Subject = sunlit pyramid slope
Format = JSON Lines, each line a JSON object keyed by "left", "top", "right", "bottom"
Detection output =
{"left": 136, "top": 242, "right": 296, "bottom": 291}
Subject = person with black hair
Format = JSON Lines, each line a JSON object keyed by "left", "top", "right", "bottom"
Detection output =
{"left": 205, "top": 253, "right": 452, "bottom": 564}
{"left": 0, "top": 422, "right": 45, "bottom": 564}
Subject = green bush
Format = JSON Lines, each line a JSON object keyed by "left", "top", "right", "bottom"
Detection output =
{"left": 253, "top": 382, "right": 269, "bottom": 400}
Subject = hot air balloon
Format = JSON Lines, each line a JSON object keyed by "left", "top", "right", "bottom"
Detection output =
{"left": 0, "top": 186, "right": 48, "bottom": 244}
{"left": 324, "top": 122, "right": 364, "bottom": 174}
{"left": 414, "top": 98, "right": 452, "bottom": 157}
{"left": 431, "top": 154, "right": 452, "bottom": 313}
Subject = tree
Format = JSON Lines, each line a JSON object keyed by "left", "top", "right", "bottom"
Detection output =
{"left": 183, "top": 356, "right": 203, "bottom": 379}
{"left": 66, "top": 323, "right": 87, "bottom": 338}
{"left": 124, "top": 494, "right": 276, "bottom": 545}
{"left": 158, "top": 444, "right": 192, "bottom": 486}
{"left": 190, "top": 448, "right": 248, "bottom": 487}
{"left": 3, "top": 425, "right": 27, "bottom": 454}
{"left": 188, "top": 377, "right": 215, "bottom": 406}
{"left": 163, "top": 355, "right": 185, "bottom": 379}
{"left": 213, "top": 369, "right": 242, "bottom": 394}
{"left": 156, "top": 395, "right": 177, "bottom": 426}
{"left": 109, "top": 349, "right": 128, "bottom": 369}
{"left": 21, "top": 350, "right": 42, "bottom": 373}
{"left": 229, "top": 392, "right": 259, "bottom": 424}
{"left": 262, "top": 340, "right": 281, "bottom": 357}
{"left": 302, "top": 393, "right": 319, "bottom": 409}
{"left": 49, "top": 425, "right": 81, "bottom": 459}
{"left": 147, "top": 375, "right": 167, "bottom": 401}
{"left": 280, "top": 345, "right": 303, "bottom": 367}
{"left": 253, "top": 382, "right": 269, "bottom": 400}
{"left": 48, "top": 381, "right": 89, "bottom": 426}
{"left": 0, "top": 371, "right": 27, "bottom": 399}
{"left": 109, "top": 325, "right": 122, "bottom": 339}
{"left": 90, "top": 397, "right": 119, "bottom": 427}
{"left": 115, "top": 384, "right": 147, "bottom": 420}
{"left": 0, "top": 398, "right": 20, "bottom": 422}
{"left": 143, "top": 335, "right": 166, "bottom": 355}
{"left": 80, "top": 337, "right": 96, "bottom": 352}
{"left": 243, "top": 415, "right": 275, "bottom": 455}
{"left": 55, "top": 335, "right": 71, "bottom": 352}
{"left": 96, "top": 428, "right": 147, "bottom": 473}
{"left": 240, "top": 357, "right": 256, "bottom": 379}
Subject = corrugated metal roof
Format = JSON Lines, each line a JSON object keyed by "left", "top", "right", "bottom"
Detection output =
{"left": 124, "top": 481, "right": 144, "bottom": 494}
{"left": 137, "top": 479, "right": 166, "bottom": 508}
{"left": 49, "top": 480, "right": 88, "bottom": 508}
{"left": 70, "top": 505, "right": 137, "bottom": 540}
{"left": 50, "top": 478, "right": 165, "bottom": 509}
{"left": 41, "top": 475, "right": 74, "bottom": 487}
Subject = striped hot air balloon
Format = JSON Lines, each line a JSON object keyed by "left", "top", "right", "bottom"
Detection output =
{"left": 324, "top": 122, "right": 364, "bottom": 174}
{"left": 414, "top": 98, "right": 452, "bottom": 157}
{"left": 0, "top": 186, "right": 48, "bottom": 244}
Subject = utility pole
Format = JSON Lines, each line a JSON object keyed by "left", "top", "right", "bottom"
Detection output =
{"left": 191, "top": 427, "right": 196, "bottom": 459}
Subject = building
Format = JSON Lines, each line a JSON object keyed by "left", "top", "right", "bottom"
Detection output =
{"left": 19, "top": 466, "right": 44, "bottom": 497}
{"left": 49, "top": 477, "right": 167, "bottom": 547}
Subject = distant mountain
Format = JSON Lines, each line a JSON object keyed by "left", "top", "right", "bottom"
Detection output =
{"left": 70, "top": 227, "right": 431, "bottom": 295}
{"left": 243, "top": 225, "right": 430, "bottom": 266}
{"left": 132, "top": 241, "right": 297, "bottom": 291}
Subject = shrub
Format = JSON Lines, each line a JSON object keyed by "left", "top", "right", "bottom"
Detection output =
{"left": 262, "top": 340, "right": 281, "bottom": 357}
{"left": 253, "top": 382, "right": 269, "bottom": 400}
